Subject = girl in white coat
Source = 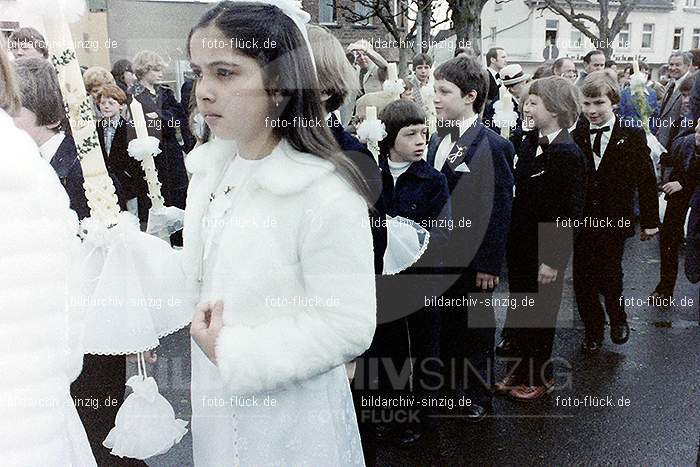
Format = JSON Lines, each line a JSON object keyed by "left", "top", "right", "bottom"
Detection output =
{"left": 184, "top": 2, "right": 376, "bottom": 465}
{"left": 0, "top": 39, "right": 95, "bottom": 467}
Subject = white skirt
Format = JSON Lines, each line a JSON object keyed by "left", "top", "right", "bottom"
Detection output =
{"left": 190, "top": 343, "right": 365, "bottom": 466}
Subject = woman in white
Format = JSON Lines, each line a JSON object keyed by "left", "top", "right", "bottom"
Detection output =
{"left": 183, "top": 2, "right": 376, "bottom": 465}
{"left": 0, "top": 38, "right": 95, "bottom": 466}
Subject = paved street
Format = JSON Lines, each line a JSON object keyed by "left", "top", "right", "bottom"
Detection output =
{"left": 138, "top": 230, "right": 699, "bottom": 467}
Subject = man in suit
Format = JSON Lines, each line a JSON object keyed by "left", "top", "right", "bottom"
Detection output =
{"left": 427, "top": 56, "right": 514, "bottom": 420}
{"left": 682, "top": 119, "right": 700, "bottom": 290}
{"left": 575, "top": 50, "right": 606, "bottom": 87}
{"left": 485, "top": 47, "right": 507, "bottom": 102}
{"left": 657, "top": 52, "right": 692, "bottom": 151}
{"left": 573, "top": 71, "right": 659, "bottom": 352}
{"left": 12, "top": 58, "right": 90, "bottom": 220}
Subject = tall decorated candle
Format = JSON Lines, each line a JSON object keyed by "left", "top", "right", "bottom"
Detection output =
{"left": 41, "top": 1, "right": 120, "bottom": 226}
{"left": 129, "top": 99, "right": 165, "bottom": 209}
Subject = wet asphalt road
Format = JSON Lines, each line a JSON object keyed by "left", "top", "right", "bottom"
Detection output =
{"left": 135, "top": 232, "right": 699, "bottom": 467}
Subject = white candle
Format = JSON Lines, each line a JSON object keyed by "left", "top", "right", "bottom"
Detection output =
{"left": 388, "top": 63, "right": 398, "bottom": 81}
{"left": 130, "top": 99, "right": 149, "bottom": 139}
{"left": 633, "top": 60, "right": 640, "bottom": 75}
{"left": 365, "top": 106, "right": 377, "bottom": 121}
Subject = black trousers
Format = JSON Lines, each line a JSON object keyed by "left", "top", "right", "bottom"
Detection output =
{"left": 439, "top": 270, "right": 495, "bottom": 408}
{"left": 70, "top": 355, "right": 146, "bottom": 467}
{"left": 573, "top": 230, "right": 627, "bottom": 341}
{"left": 505, "top": 269, "right": 566, "bottom": 385}
{"left": 657, "top": 193, "right": 691, "bottom": 295}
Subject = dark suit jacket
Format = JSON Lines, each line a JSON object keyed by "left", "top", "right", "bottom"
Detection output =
{"left": 328, "top": 113, "right": 387, "bottom": 274}
{"left": 487, "top": 69, "right": 499, "bottom": 102}
{"left": 683, "top": 141, "right": 700, "bottom": 283}
{"left": 427, "top": 119, "right": 514, "bottom": 276}
{"left": 572, "top": 116, "right": 659, "bottom": 238}
{"left": 656, "top": 78, "right": 686, "bottom": 150}
{"left": 379, "top": 157, "right": 451, "bottom": 272}
{"left": 50, "top": 135, "right": 90, "bottom": 220}
{"left": 507, "top": 129, "right": 587, "bottom": 276}
{"left": 97, "top": 116, "right": 147, "bottom": 202}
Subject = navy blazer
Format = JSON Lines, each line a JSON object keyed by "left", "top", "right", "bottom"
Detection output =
{"left": 97, "top": 116, "right": 147, "bottom": 202}
{"left": 670, "top": 134, "right": 700, "bottom": 283}
{"left": 572, "top": 116, "right": 659, "bottom": 237}
{"left": 508, "top": 129, "right": 587, "bottom": 275}
{"left": 426, "top": 119, "right": 515, "bottom": 276}
{"left": 379, "top": 158, "right": 451, "bottom": 271}
{"left": 50, "top": 135, "right": 90, "bottom": 220}
{"left": 328, "top": 113, "right": 388, "bottom": 274}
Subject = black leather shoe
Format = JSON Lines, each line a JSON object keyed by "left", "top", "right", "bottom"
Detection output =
{"left": 495, "top": 337, "right": 517, "bottom": 356}
{"left": 610, "top": 321, "right": 630, "bottom": 344}
{"left": 464, "top": 403, "right": 492, "bottom": 423}
{"left": 581, "top": 338, "right": 603, "bottom": 352}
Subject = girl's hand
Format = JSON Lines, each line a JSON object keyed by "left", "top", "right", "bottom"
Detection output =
{"left": 538, "top": 263, "right": 558, "bottom": 284}
{"left": 191, "top": 300, "right": 225, "bottom": 364}
{"left": 126, "top": 350, "right": 157, "bottom": 364}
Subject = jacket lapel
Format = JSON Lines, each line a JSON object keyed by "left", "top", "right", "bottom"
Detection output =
{"left": 445, "top": 120, "right": 482, "bottom": 170}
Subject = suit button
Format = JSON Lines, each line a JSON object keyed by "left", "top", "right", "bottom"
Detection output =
{"left": 411, "top": 204, "right": 417, "bottom": 210}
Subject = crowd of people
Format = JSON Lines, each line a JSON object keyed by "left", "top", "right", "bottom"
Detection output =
{"left": 1, "top": 1, "right": 699, "bottom": 466}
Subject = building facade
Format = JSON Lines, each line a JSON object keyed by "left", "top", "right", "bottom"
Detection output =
{"left": 479, "top": 0, "right": 699, "bottom": 72}
{"left": 301, "top": 0, "right": 400, "bottom": 61}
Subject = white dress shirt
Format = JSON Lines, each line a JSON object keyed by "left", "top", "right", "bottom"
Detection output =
{"left": 590, "top": 115, "right": 615, "bottom": 170}
{"left": 433, "top": 113, "right": 479, "bottom": 171}
{"left": 535, "top": 128, "right": 563, "bottom": 157}
{"left": 38, "top": 132, "right": 65, "bottom": 164}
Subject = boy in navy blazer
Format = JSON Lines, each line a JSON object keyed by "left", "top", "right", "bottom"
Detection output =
{"left": 572, "top": 71, "right": 659, "bottom": 352}
{"left": 12, "top": 58, "right": 90, "bottom": 220}
{"left": 426, "top": 56, "right": 514, "bottom": 419}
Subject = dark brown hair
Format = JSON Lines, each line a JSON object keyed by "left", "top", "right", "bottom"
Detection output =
{"left": 434, "top": 56, "right": 488, "bottom": 113}
{"left": 188, "top": 2, "right": 370, "bottom": 200}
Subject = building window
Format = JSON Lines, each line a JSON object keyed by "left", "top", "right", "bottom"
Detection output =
{"left": 0, "top": 21, "right": 19, "bottom": 40}
{"left": 319, "top": 0, "right": 337, "bottom": 24}
{"left": 672, "top": 27, "right": 683, "bottom": 50}
{"left": 686, "top": 0, "right": 699, "bottom": 6}
{"left": 545, "top": 19, "right": 559, "bottom": 46}
{"left": 491, "top": 26, "right": 497, "bottom": 43}
{"left": 354, "top": 2, "right": 373, "bottom": 26}
{"left": 617, "top": 23, "right": 630, "bottom": 48}
{"left": 641, "top": 23, "right": 654, "bottom": 49}
{"left": 693, "top": 28, "right": 700, "bottom": 49}
{"left": 570, "top": 29, "right": 583, "bottom": 48}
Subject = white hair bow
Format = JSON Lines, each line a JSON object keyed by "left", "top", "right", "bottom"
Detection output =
{"left": 228, "top": 0, "right": 317, "bottom": 73}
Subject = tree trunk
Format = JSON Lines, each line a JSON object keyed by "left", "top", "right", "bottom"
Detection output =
{"left": 421, "top": 1, "right": 432, "bottom": 53}
{"left": 398, "top": 45, "right": 413, "bottom": 77}
{"left": 450, "top": 0, "right": 486, "bottom": 55}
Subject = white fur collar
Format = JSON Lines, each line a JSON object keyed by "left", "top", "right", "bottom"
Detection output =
{"left": 185, "top": 137, "right": 335, "bottom": 196}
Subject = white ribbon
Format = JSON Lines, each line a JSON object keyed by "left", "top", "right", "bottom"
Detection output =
{"left": 356, "top": 119, "right": 387, "bottom": 143}
{"left": 229, "top": 0, "right": 316, "bottom": 73}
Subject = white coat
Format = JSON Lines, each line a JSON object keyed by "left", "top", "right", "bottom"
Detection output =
{"left": 0, "top": 109, "right": 95, "bottom": 466}
{"left": 182, "top": 137, "right": 376, "bottom": 466}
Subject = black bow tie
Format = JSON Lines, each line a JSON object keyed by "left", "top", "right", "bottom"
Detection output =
{"left": 437, "top": 124, "right": 460, "bottom": 141}
{"left": 538, "top": 136, "right": 549, "bottom": 151}
{"left": 590, "top": 125, "right": 611, "bottom": 157}
{"left": 495, "top": 73, "right": 500, "bottom": 80}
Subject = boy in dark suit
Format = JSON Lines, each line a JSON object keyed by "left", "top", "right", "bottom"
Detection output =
{"left": 498, "top": 76, "right": 587, "bottom": 401}
{"left": 572, "top": 71, "right": 660, "bottom": 352}
{"left": 96, "top": 84, "right": 147, "bottom": 222}
{"left": 426, "top": 56, "right": 514, "bottom": 420}
{"left": 12, "top": 58, "right": 90, "bottom": 220}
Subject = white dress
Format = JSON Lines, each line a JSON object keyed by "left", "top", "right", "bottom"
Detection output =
{"left": 182, "top": 140, "right": 376, "bottom": 466}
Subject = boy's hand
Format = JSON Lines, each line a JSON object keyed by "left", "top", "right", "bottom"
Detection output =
{"left": 475, "top": 272, "right": 499, "bottom": 291}
{"left": 538, "top": 263, "right": 558, "bottom": 284}
{"left": 640, "top": 228, "right": 659, "bottom": 241}
{"left": 191, "top": 300, "right": 225, "bottom": 364}
{"left": 661, "top": 181, "right": 682, "bottom": 195}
